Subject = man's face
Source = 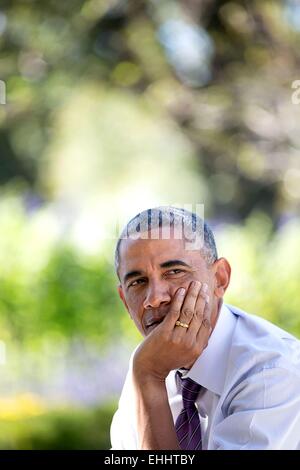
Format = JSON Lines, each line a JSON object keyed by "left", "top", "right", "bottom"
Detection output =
{"left": 117, "top": 234, "right": 227, "bottom": 337}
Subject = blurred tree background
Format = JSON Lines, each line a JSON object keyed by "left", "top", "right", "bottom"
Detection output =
{"left": 0, "top": 0, "right": 300, "bottom": 449}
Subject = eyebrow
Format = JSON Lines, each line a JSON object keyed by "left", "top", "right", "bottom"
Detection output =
{"left": 123, "top": 270, "right": 143, "bottom": 284}
{"left": 123, "top": 259, "right": 191, "bottom": 284}
{"left": 159, "top": 259, "right": 191, "bottom": 269}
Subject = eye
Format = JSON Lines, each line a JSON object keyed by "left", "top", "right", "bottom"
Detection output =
{"left": 128, "top": 278, "right": 146, "bottom": 288}
{"left": 166, "top": 269, "right": 185, "bottom": 275}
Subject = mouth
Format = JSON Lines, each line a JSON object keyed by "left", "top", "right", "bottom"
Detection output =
{"left": 145, "top": 320, "right": 163, "bottom": 333}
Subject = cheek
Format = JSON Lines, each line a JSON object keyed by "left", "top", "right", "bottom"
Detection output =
{"left": 170, "top": 273, "right": 194, "bottom": 285}
{"left": 126, "top": 290, "right": 144, "bottom": 319}
{"left": 127, "top": 289, "right": 141, "bottom": 305}
{"left": 176, "top": 274, "right": 198, "bottom": 289}
{"left": 126, "top": 297, "right": 146, "bottom": 336}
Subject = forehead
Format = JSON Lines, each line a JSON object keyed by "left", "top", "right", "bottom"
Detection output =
{"left": 118, "top": 235, "right": 203, "bottom": 276}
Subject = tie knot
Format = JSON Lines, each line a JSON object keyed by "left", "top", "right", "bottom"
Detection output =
{"left": 176, "top": 371, "right": 202, "bottom": 408}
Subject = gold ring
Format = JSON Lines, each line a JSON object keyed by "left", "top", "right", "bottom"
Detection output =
{"left": 175, "top": 320, "right": 189, "bottom": 329}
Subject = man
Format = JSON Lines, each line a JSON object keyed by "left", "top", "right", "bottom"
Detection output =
{"left": 110, "top": 206, "right": 300, "bottom": 450}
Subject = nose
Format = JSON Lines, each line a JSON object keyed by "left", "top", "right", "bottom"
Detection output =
{"left": 143, "top": 280, "right": 171, "bottom": 310}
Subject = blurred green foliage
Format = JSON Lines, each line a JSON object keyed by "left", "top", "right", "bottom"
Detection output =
{"left": 0, "top": 195, "right": 128, "bottom": 346}
{"left": 1, "top": 0, "right": 300, "bottom": 219}
{"left": 0, "top": 401, "right": 115, "bottom": 449}
{"left": 219, "top": 212, "right": 300, "bottom": 338}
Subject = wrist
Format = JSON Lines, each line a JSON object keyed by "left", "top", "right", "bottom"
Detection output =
{"left": 132, "top": 361, "right": 168, "bottom": 388}
{"left": 133, "top": 372, "right": 169, "bottom": 410}
{"left": 132, "top": 354, "right": 170, "bottom": 382}
{"left": 132, "top": 365, "right": 167, "bottom": 386}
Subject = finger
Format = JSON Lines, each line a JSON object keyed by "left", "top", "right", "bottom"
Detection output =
{"left": 164, "top": 286, "right": 186, "bottom": 327}
{"left": 186, "top": 283, "right": 209, "bottom": 336}
{"left": 195, "top": 300, "right": 212, "bottom": 347}
{"left": 201, "top": 298, "right": 211, "bottom": 331}
{"left": 172, "top": 281, "right": 203, "bottom": 342}
{"left": 177, "top": 281, "right": 202, "bottom": 326}
{"left": 194, "top": 282, "right": 209, "bottom": 326}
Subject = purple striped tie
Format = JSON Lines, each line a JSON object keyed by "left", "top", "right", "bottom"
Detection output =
{"left": 175, "top": 371, "right": 202, "bottom": 450}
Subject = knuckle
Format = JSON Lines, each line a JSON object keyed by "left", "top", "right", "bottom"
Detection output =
{"left": 202, "top": 318, "right": 211, "bottom": 329}
{"left": 185, "top": 338, "right": 194, "bottom": 349}
{"left": 170, "top": 335, "right": 181, "bottom": 346}
{"left": 195, "top": 309, "right": 204, "bottom": 320}
{"left": 182, "top": 308, "right": 193, "bottom": 317}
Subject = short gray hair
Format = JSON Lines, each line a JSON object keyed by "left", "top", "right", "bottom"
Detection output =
{"left": 115, "top": 206, "right": 218, "bottom": 278}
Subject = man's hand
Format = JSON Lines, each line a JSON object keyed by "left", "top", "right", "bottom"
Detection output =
{"left": 132, "top": 281, "right": 211, "bottom": 381}
{"left": 131, "top": 281, "right": 211, "bottom": 449}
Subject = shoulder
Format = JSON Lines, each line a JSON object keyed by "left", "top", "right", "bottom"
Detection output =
{"left": 225, "top": 304, "right": 300, "bottom": 379}
{"left": 218, "top": 306, "right": 300, "bottom": 425}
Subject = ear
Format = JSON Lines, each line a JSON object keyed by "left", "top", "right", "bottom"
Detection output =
{"left": 118, "top": 284, "right": 130, "bottom": 313}
{"left": 213, "top": 258, "right": 231, "bottom": 298}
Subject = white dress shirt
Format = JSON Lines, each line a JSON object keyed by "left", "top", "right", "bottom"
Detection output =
{"left": 110, "top": 304, "right": 300, "bottom": 450}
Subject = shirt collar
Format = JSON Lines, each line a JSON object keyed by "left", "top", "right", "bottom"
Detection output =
{"left": 180, "top": 303, "right": 237, "bottom": 395}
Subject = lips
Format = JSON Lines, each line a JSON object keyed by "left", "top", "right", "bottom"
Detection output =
{"left": 145, "top": 318, "right": 165, "bottom": 333}
{"left": 146, "top": 320, "right": 161, "bottom": 328}
{"left": 144, "top": 310, "right": 168, "bottom": 332}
